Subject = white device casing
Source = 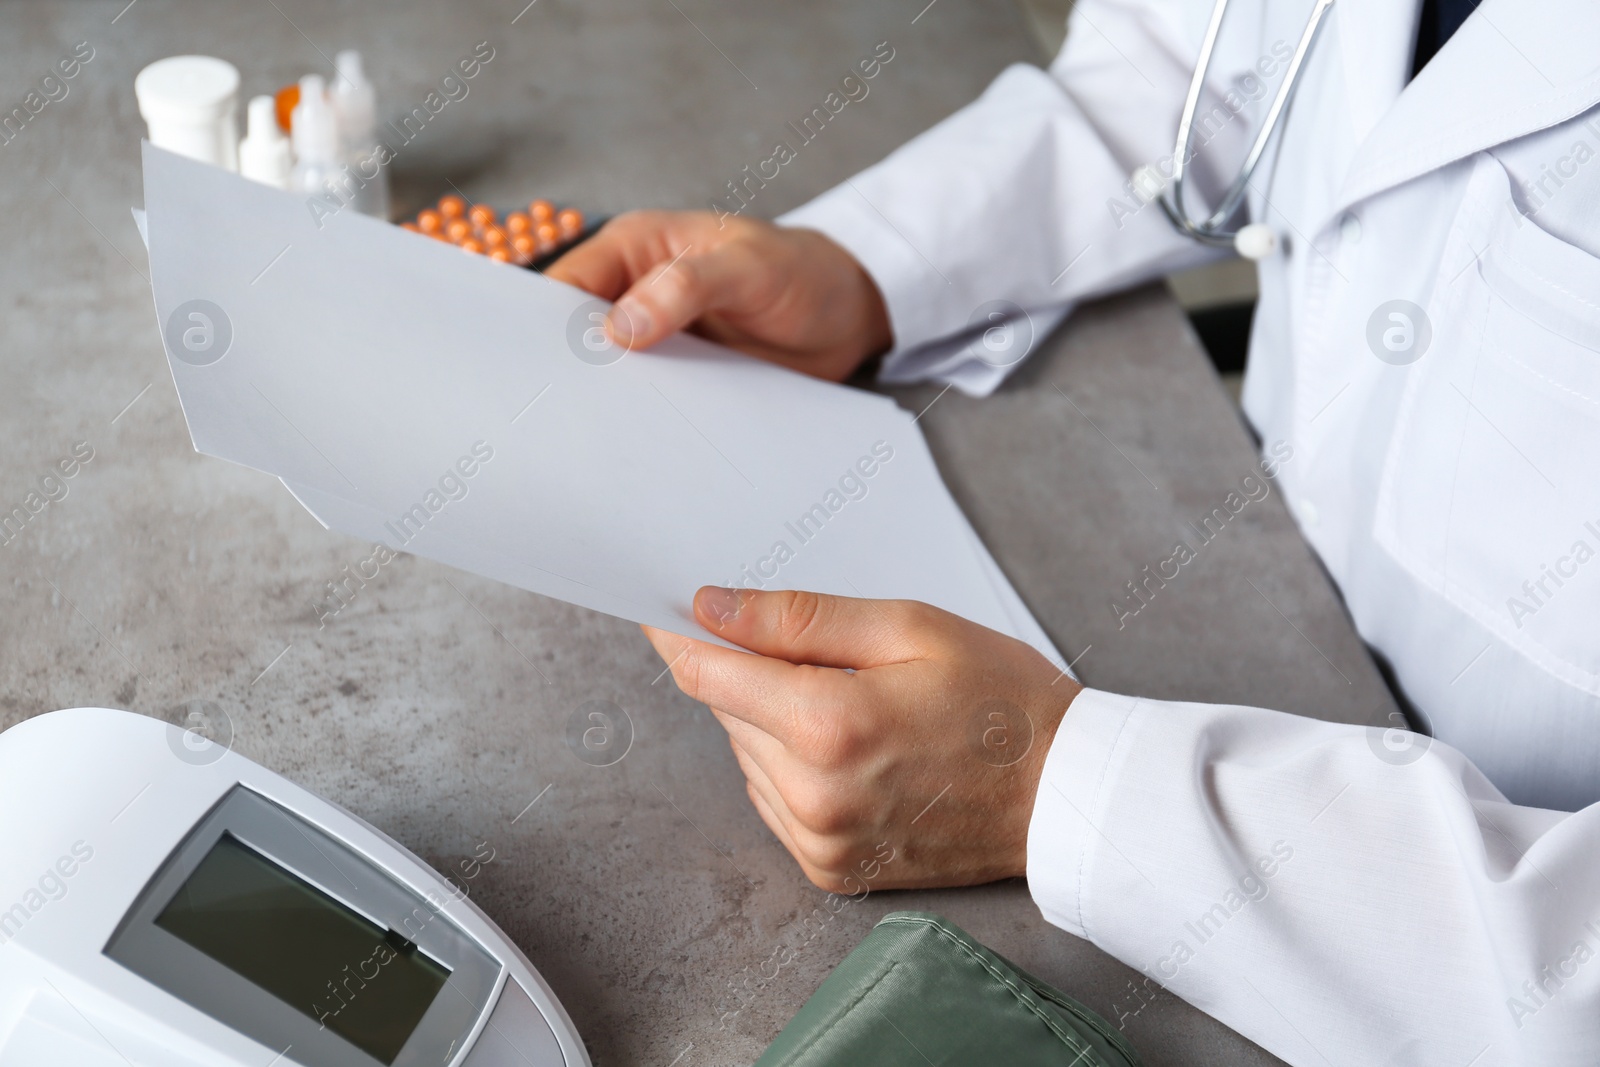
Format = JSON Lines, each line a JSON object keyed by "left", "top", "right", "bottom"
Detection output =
{"left": 0, "top": 708, "right": 588, "bottom": 1067}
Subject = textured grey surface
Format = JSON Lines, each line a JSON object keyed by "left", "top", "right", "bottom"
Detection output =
{"left": 0, "top": 2, "right": 1398, "bottom": 1065}
{"left": 890, "top": 289, "right": 1394, "bottom": 728}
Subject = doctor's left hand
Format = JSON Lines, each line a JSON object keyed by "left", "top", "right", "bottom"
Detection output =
{"left": 642, "top": 587, "right": 1080, "bottom": 892}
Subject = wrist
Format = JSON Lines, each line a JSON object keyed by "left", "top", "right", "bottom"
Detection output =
{"left": 791, "top": 226, "right": 893, "bottom": 364}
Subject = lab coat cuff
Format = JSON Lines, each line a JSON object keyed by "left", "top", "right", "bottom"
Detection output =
{"left": 1026, "top": 687, "right": 1144, "bottom": 940}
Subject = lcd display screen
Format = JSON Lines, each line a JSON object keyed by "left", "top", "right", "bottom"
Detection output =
{"left": 154, "top": 834, "right": 450, "bottom": 1065}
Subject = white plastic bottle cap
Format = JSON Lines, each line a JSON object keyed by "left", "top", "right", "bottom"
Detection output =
{"left": 1234, "top": 223, "right": 1279, "bottom": 261}
{"left": 333, "top": 50, "right": 376, "bottom": 149}
{"left": 291, "top": 75, "right": 339, "bottom": 165}
{"left": 134, "top": 56, "right": 241, "bottom": 170}
{"left": 239, "top": 95, "right": 291, "bottom": 189}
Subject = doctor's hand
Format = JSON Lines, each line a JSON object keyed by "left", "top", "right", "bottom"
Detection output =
{"left": 545, "top": 211, "right": 892, "bottom": 382}
{"left": 642, "top": 587, "right": 1081, "bottom": 892}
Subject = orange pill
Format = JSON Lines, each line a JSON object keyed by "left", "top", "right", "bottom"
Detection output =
{"left": 416, "top": 209, "right": 443, "bottom": 234}
{"left": 482, "top": 226, "right": 507, "bottom": 248}
{"left": 556, "top": 208, "right": 583, "bottom": 236}
{"left": 489, "top": 247, "right": 512, "bottom": 263}
{"left": 505, "top": 211, "right": 531, "bottom": 235}
{"left": 535, "top": 222, "right": 559, "bottom": 245}
{"left": 468, "top": 203, "right": 496, "bottom": 228}
{"left": 512, "top": 234, "right": 537, "bottom": 257}
{"left": 528, "top": 199, "right": 554, "bottom": 223}
{"left": 446, "top": 219, "right": 473, "bottom": 243}
{"left": 460, "top": 238, "right": 484, "bottom": 255}
{"left": 438, "top": 194, "right": 466, "bottom": 220}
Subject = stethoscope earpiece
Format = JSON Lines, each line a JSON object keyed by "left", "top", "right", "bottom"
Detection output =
{"left": 1131, "top": 163, "right": 1168, "bottom": 202}
{"left": 1233, "top": 223, "right": 1278, "bottom": 261}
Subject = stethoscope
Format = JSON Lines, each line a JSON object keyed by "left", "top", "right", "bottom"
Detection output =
{"left": 1137, "top": 0, "right": 1335, "bottom": 260}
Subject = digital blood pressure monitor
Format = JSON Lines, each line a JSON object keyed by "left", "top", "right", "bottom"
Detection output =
{"left": 0, "top": 708, "right": 588, "bottom": 1067}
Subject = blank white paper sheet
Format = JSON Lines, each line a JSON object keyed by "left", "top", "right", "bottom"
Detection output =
{"left": 140, "top": 143, "right": 1061, "bottom": 665}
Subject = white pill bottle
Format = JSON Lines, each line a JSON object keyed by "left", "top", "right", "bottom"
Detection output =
{"left": 134, "top": 55, "right": 241, "bottom": 170}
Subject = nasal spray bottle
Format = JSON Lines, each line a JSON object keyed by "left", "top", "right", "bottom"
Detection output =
{"left": 239, "top": 95, "right": 291, "bottom": 188}
{"left": 288, "top": 75, "right": 340, "bottom": 198}
{"left": 332, "top": 50, "right": 389, "bottom": 220}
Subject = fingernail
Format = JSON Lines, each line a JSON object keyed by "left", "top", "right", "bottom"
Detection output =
{"left": 700, "top": 586, "right": 744, "bottom": 628}
{"left": 608, "top": 298, "right": 650, "bottom": 348}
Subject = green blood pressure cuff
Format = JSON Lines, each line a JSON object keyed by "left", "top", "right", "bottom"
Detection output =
{"left": 756, "top": 912, "right": 1141, "bottom": 1067}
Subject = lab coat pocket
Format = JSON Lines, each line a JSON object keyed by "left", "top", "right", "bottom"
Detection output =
{"left": 1375, "top": 153, "right": 1600, "bottom": 695}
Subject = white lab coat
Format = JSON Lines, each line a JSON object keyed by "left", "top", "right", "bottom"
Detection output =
{"left": 782, "top": 0, "right": 1600, "bottom": 1062}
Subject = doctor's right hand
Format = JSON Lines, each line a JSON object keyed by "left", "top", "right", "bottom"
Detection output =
{"left": 545, "top": 210, "right": 892, "bottom": 382}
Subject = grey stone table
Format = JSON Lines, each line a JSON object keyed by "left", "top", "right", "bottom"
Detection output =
{"left": 0, "top": 1, "right": 1397, "bottom": 1065}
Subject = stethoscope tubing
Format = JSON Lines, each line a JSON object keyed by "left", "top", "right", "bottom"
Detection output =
{"left": 1160, "top": 0, "right": 1336, "bottom": 247}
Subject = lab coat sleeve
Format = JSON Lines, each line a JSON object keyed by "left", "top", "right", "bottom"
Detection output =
{"left": 1030, "top": 687, "right": 1600, "bottom": 1064}
{"left": 778, "top": 0, "right": 1234, "bottom": 395}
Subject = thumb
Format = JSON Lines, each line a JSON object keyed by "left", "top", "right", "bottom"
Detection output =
{"left": 693, "top": 586, "right": 932, "bottom": 669}
{"left": 607, "top": 246, "right": 756, "bottom": 350}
